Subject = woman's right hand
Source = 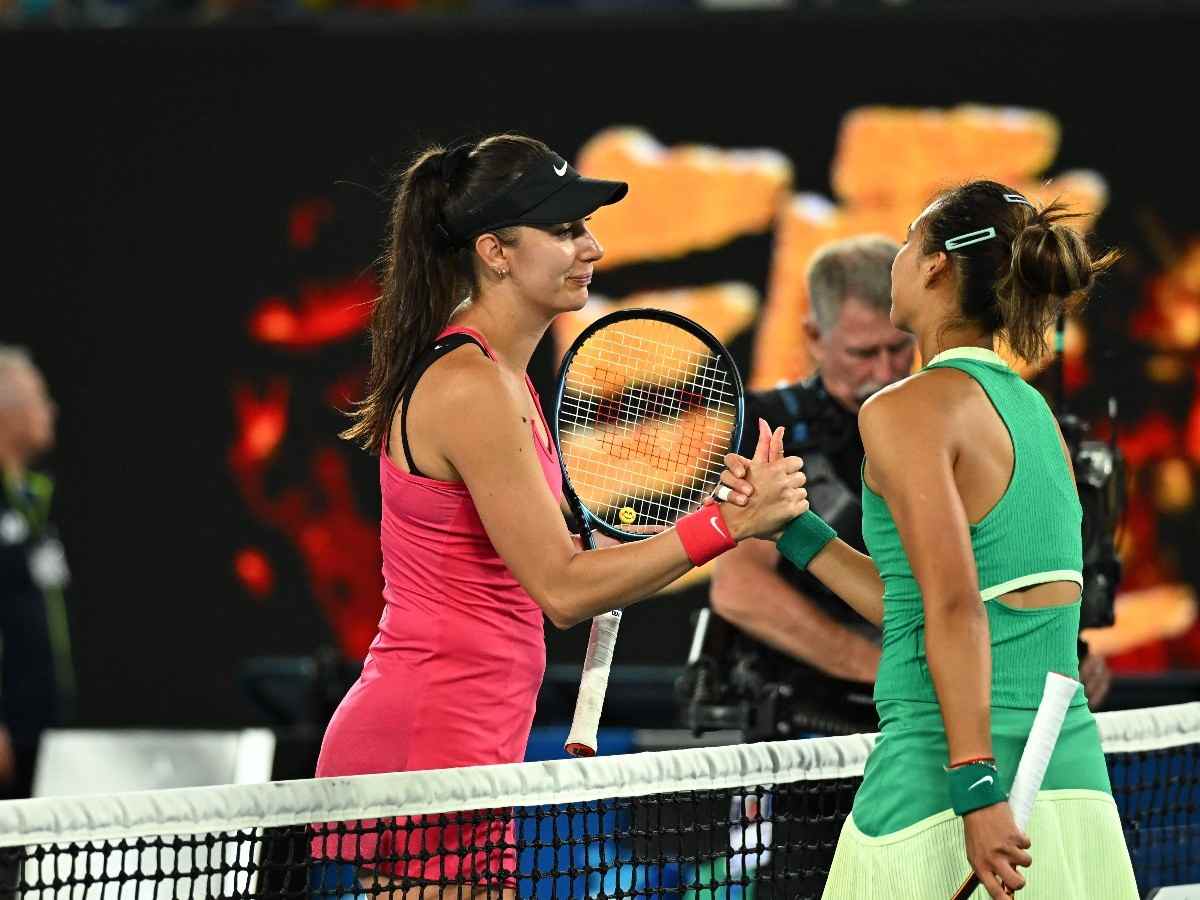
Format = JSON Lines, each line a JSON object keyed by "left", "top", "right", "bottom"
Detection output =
{"left": 964, "top": 802, "right": 1032, "bottom": 898}
{"left": 721, "top": 419, "right": 809, "bottom": 541}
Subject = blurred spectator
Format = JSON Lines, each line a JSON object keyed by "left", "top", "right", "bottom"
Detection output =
{"left": 0, "top": 347, "right": 72, "bottom": 800}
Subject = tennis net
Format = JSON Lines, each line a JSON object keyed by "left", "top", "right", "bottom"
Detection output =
{"left": 0, "top": 702, "right": 1196, "bottom": 899}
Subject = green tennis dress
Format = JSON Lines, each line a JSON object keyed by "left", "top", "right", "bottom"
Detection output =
{"left": 819, "top": 347, "right": 1138, "bottom": 900}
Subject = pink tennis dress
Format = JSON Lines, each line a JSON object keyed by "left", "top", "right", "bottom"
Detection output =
{"left": 312, "top": 325, "right": 563, "bottom": 884}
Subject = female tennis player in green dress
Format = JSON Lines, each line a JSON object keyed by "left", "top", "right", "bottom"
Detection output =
{"left": 722, "top": 180, "right": 1138, "bottom": 899}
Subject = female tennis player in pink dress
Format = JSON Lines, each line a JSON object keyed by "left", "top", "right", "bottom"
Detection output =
{"left": 312, "top": 133, "right": 808, "bottom": 898}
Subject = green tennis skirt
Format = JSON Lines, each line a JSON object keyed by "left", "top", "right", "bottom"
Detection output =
{"left": 822, "top": 700, "right": 1138, "bottom": 899}
{"left": 822, "top": 790, "right": 1137, "bottom": 899}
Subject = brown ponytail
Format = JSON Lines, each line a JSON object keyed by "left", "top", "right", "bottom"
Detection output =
{"left": 995, "top": 206, "right": 1120, "bottom": 361}
{"left": 341, "top": 134, "right": 552, "bottom": 452}
{"left": 921, "top": 180, "right": 1121, "bottom": 365}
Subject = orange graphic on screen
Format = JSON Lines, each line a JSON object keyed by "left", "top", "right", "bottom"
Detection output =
{"left": 579, "top": 128, "right": 792, "bottom": 269}
{"left": 248, "top": 279, "right": 374, "bottom": 349}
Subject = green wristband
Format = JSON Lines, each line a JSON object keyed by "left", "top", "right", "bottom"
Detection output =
{"left": 776, "top": 510, "right": 837, "bottom": 569}
{"left": 947, "top": 761, "right": 1007, "bottom": 816}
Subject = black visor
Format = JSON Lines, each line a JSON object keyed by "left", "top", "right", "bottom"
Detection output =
{"left": 443, "top": 151, "right": 627, "bottom": 246}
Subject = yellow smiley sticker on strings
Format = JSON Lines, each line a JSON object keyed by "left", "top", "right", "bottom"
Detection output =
{"left": 619, "top": 507, "right": 637, "bottom": 525}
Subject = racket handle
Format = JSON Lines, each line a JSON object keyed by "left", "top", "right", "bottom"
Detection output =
{"left": 947, "top": 673, "right": 1080, "bottom": 899}
{"left": 1009, "top": 672, "right": 1079, "bottom": 828}
{"left": 950, "top": 874, "right": 980, "bottom": 900}
{"left": 564, "top": 609, "right": 622, "bottom": 757}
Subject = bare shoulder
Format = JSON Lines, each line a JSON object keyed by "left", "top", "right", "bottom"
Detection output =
{"left": 395, "top": 344, "right": 520, "bottom": 440}
{"left": 858, "top": 375, "right": 910, "bottom": 424}
{"left": 427, "top": 343, "right": 496, "bottom": 393}
{"left": 858, "top": 372, "right": 965, "bottom": 480}
{"left": 858, "top": 370, "right": 948, "bottom": 430}
{"left": 422, "top": 344, "right": 506, "bottom": 406}
{"left": 859, "top": 368, "right": 972, "bottom": 443}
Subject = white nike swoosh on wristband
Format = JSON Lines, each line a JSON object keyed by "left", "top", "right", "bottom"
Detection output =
{"left": 709, "top": 516, "right": 726, "bottom": 539}
{"left": 968, "top": 775, "right": 995, "bottom": 791}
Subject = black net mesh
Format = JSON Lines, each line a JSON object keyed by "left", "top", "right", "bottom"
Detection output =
{"left": 1108, "top": 742, "right": 1200, "bottom": 890}
{"left": 0, "top": 707, "right": 1196, "bottom": 899}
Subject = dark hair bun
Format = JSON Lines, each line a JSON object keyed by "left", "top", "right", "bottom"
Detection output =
{"left": 993, "top": 201, "right": 1120, "bottom": 362}
{"left": 920, "top": 181, "right": 1121, "bottom": 364}
{"left": 1009, "top": 219, "right": 1096, "bottom": 301}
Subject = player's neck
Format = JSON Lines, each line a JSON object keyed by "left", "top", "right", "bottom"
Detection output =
{"left": 917, "top": 325, "right": 993, "bottom": 367}
{"left": 453, "top": 296, "right": 549, "bottom": 375}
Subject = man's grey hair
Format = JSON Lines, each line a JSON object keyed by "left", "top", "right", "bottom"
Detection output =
{"left": 806, "top": 235, "right": 899, "bottom": 334}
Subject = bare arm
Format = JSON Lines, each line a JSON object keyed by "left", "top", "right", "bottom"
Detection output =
{"left": 436, "top": 358, "right": 808, "bottom": 629}
{"left": 858, "top": 379, "right": 991, "bottom": 764}
{"left": 710, "top": 538, "right": 880, "bottom": 681}
{"left": 719, "top": 454, "right": 885, "bottom": 626}
{"left": 806, "top": 539, "right": 885, "bottom": 627}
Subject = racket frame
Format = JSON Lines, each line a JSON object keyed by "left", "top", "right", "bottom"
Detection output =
{"left": 551, "top": 308, "right": 745, "bottom": 757}
{"left": 551, "top": 307, "right": 745, "bottom": 543}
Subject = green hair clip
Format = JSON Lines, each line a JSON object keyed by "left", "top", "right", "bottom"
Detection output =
{"left": 944, "top": 227, "right": 997, "bottom": 251}
{"left": 1004, "top": 193, "right": 1035, "bottom": 208}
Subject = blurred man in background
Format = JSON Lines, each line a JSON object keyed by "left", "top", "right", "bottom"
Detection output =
{"left": 0, "top": 347, "right": 72, "bottom": 799}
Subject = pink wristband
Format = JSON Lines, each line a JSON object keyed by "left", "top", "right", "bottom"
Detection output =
{"left": 675, "top": 502, "right": 737, "bottom": 566}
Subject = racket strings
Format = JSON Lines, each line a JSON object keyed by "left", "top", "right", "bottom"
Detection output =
{"left": 565, "top": 345, "right": 739, "bottom": 406}
{"left": 561, "top": 372, "right": 738, "bottom": 430}
{"left": 558, "top": 319, "right": 738, "bottom": 532}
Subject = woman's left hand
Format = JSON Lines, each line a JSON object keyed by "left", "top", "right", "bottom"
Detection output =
{"left": 717, "top": 423, "right": 798, "bottom": 511}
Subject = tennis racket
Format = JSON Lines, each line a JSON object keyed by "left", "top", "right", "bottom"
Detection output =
{"left": 552, "top": 308, "right": 745, "bottom": 757}
{"left": 950, "top": 672, "right": 1081, "bottom": 899}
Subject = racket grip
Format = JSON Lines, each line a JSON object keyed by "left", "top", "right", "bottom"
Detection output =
{"left": 947, "top": 673, "right": 1080, "bottom": 900}
{"left": 564, "top": 610, "right": 622, "bottom": 757}
{"left": 1008, "top": 672, "right": 1079, "bottom": 829}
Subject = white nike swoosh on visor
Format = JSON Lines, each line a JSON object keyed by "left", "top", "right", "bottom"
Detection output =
{"left": 968, "top": 775, "right": 995, "bottom": 791}
{"left": 553, "top": 161, "right": 568, "bottom": 176}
